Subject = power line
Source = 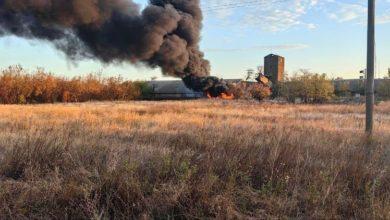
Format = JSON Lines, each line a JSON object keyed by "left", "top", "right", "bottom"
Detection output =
{"left": 203, "top": 1, "right": 261, "bottom": 10}
{"left": 202, "top": 0, "right": 289, "bottom": 12}
{"left": 203, "top": 1, "right": 283, "bottom": 12}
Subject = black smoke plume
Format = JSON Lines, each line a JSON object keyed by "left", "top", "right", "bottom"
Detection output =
{"left": 0, "top": 0, "right": 229, "bottom": 96}
{"left": 183, "top": 75, "right": 231, "bottom": 97}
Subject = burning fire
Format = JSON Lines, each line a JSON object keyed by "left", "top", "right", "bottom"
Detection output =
{"left": 207, "top": 92, "right": 234, "bottom": 100}
{"left": 220, "top": 93, "right": 235, "bottom": 100}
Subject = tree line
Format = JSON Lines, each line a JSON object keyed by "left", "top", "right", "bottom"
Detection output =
{"left": 1, "top": 65, "right": 389, "bottom": 104}
{"left": 274, "top": 70, "right": 390, "bottom": 103}
{"left": 278, "top": 71, "right": 335, "bottom": 103}
{"left": 0, "top": 65, "right": 152, "bottom": 104}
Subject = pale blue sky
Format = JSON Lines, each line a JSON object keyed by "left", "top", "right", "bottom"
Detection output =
{"left": 0, "top": 0, "right": 389, "bottom": 80}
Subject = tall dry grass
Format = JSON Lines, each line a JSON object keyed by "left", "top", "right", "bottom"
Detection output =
{"left": 0, "top": 101, "right": 389, "bottom": 219}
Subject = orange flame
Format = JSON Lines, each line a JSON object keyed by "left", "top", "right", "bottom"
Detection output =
{"left": 220, "top": 93, "right": 234, "bottom": 100}
{"left": 206, "top": 92, "right": 234, "bottom": 100}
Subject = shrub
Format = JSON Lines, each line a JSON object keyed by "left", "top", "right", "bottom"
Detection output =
{"left": 280, "top": 71, "right": 334, "bottom": 103}
{"left": 134, "top": 81, "right": 154, "bottom": 99}
{"left": 230, "top": 82, "right": 271, "bottom": 101}
{"left": 0, "top": 66, "right": 149, "bottom": 104}
{"left": 334, "top": 81, "right": 351, "bottom": 97}
{"left": 0, "top": 65, "right": 32, "bottom": 104}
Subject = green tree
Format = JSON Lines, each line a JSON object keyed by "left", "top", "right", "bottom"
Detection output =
{"left": 334, "top": 81, "right": 351, "bottom": 97}
{"left": 134, "top": 81, "right": 153, "bottom": 99}
{"left": 280, "top": 71, "right": 334, "bottom": 103}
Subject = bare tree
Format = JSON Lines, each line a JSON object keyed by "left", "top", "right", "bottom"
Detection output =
{"left": 245, "top": 69, "right": 255, "bottom": 81}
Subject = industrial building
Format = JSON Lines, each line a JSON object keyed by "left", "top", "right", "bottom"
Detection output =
{"left": 333, "top": 78, "right": 387, "bottom": 95}
{"left": 147, "top": 79, "right": 244, "bottom": 100}
{"left": 264, "top": 54, "right": 285, "bottom": 85}
{"left": 147, "top": 54, "right": 389, "bottom": 100}
{"left": 147, "top": 80, "right": 204, "bottom": 100}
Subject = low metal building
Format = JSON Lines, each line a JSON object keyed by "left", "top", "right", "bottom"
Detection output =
{"left": 147, "top": 80, "right": 204, "bottom": 100}
{"left": 333, "top": 78, "right": 386, "bottom": 94}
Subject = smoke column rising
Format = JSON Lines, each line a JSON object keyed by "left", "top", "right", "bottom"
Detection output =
{"left": 0, "top": 0, "right": 230, "bottom": 94}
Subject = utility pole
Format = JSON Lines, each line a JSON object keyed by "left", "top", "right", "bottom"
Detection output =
{"left": 366, "top": 0, "right": 375, "bottom": 134}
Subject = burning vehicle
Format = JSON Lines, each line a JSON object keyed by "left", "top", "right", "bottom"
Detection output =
{"left": 182, "top": 75, "right": 234, "bottom": 99}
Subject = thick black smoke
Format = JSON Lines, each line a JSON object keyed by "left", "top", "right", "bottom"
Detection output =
{"left": 0, "top": 0, "right": 229, "bottom": 95}
{"left": 183, "top": 75, "right": 231, "bottom": 97}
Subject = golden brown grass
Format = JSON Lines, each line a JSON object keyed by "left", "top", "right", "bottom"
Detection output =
{"left": 0, "top": 100, "right": 389, "bottom": 219}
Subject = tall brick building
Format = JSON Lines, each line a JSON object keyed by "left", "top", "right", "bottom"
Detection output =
{"left": 264, "top": 54, "right": 285, "bottom": 85}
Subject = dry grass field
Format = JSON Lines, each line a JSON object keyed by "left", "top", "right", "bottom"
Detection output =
{"left": 0, "top": 100, "right": 389, "bottom": 219}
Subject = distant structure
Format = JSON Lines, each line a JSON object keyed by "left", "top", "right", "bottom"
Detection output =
{"left": 147, "top": 80, "right": 203, "bottom": 100}
{"left": 146, "top": 79, "right": 243, "bottom": 100}
{"left": 264, "top": 54, "right": 285, "bottom": 85}
{"left": 333, "top": 78, "right": 386, "bottom": 95}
